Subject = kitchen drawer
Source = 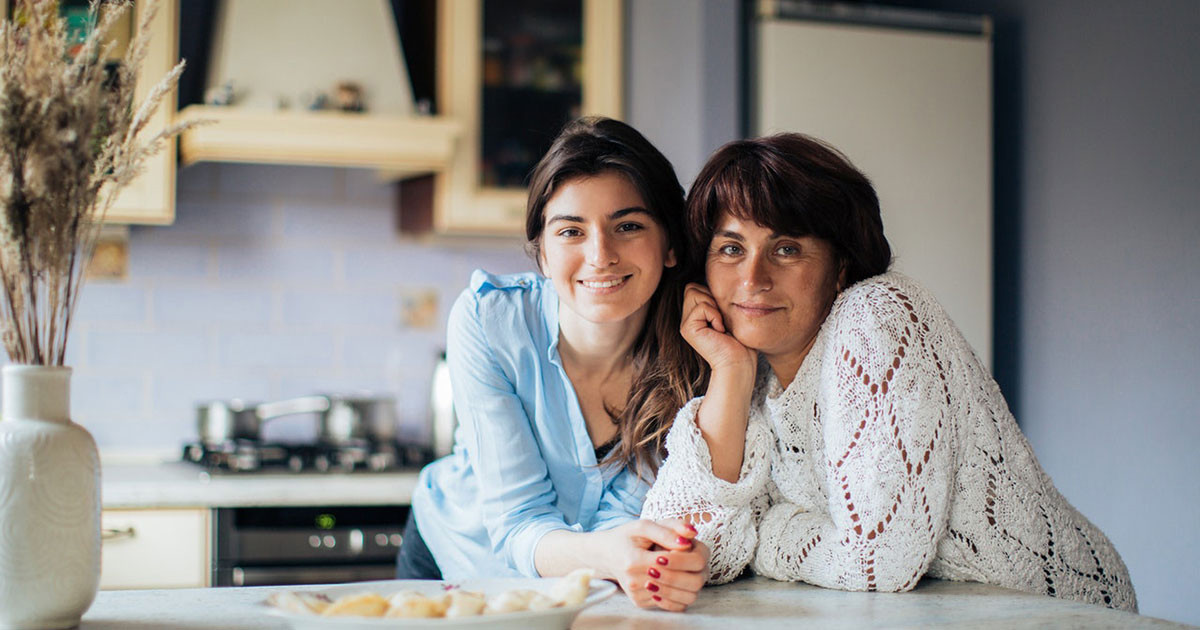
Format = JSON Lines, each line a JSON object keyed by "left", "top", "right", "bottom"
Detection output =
{"left": 101, "top": 508, "right": 211, "bottom": 590}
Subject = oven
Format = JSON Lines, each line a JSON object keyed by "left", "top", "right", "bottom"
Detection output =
{"left": 212, "top": 505, "right": 407, "bottom": 587}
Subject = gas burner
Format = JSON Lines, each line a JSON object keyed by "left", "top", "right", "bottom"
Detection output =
{"left": 181, "top": 440, "right": 432, "bottom": 474}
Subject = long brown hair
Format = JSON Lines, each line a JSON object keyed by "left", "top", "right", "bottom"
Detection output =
{"left": 526, "top": 117, "right": 703, "bottom": 478}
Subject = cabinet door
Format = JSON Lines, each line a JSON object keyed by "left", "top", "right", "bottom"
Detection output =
{"left": 435, "top": 0, "right": 623, "bottom": 235}
{"left": 103, "top": 0, "right": 178, "bottom": 225}
{"left": 101, "top": 508, "right": 211, "bottom": 590}
{"left": 0, "top": 1, "right": 178, "bottom": 224}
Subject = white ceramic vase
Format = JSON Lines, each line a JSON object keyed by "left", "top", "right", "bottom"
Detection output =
{"left": 0, "top": 366, "right": 100, "bottom": 630}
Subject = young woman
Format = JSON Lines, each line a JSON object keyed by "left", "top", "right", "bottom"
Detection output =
{"left": 643, "top": 133, "right": 1136, "bottom": 611}
{"left": 403, "top": 117, "right": 708, "bottom": 611}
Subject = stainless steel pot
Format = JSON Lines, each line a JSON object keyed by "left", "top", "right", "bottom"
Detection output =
{"left": 196, "top": 399, "right": 260, "bottom": 445}
{"left": 255, "top": 395, "right": 398, "bottom": 445}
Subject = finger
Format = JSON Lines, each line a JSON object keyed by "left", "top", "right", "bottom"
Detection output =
{"left": 651, "top": 546, "right": 709, "bottom": 573}
{"left": 633, "top": 519, "right": 694, "bottom": 551}
{"left": 645, "top": 578, "right": 698, "bottom": 610}
{"left": 648, "top": 565, "right": 706, "bottom": 594}
{"left": 656, "top": 518, "right": 698, "bottom": 541}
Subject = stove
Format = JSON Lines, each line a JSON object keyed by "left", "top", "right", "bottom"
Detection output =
{"left": 182, "top": 439, "right": 432, "bottom": 473}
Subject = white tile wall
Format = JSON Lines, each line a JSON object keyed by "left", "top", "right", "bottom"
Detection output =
{"left": 13, "top": 162, "right": 533, "bottom": 450}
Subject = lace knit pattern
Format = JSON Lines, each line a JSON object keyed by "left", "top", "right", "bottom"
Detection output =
{"left": 643, "top": 272, "right": 1136, "bottom": 611}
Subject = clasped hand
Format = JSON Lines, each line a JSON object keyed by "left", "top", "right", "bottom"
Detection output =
{"left": 601, "top": 518, "right": 709, "bottom": 612}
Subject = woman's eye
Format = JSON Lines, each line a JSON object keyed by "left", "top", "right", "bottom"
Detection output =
{"left": 715, "top": 243, "right": 742, "bottom": 256}
{"left": 775, "top": 244, "right": 800, "bottom": 257}
{"left": 616, "top": 222, "right": 644, "bottom": 233}
{"left": 557, "top": 227, "right": 583, "bottom": 238}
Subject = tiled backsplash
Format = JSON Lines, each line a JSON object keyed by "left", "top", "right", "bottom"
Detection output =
{"left": 18, "top": 162, "right": 533, "bottom": 451}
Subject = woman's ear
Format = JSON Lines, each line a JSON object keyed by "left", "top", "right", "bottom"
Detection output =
{"left": 665, "top": 248, "right": 677, "bottom": 269}
{"left": 836, "top": 260, "right": 848, "bottom": 292}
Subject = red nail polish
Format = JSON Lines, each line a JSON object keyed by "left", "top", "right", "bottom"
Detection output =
{"left": 685, "top": 523, "right": 697, "bottom": 533}
{"left": 647, "top": 582, "right": 660, "bottom": 592}
{"left": 648, "top": 567, "right": 661, "bottom": 579}
{"left": 677, "top": 536, "right": 691, "bottom": 546}
{"left": 656, "top": 556, "right": 668, "bottom": 566}
{"left": 652, "top": 595, "right": 662, "bottom": 602}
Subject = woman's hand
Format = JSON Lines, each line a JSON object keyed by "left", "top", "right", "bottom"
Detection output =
{"left": 682, "top": 283, "right": 758, "bottom": 482}
{"left": 597, "top": 518, "right": 709, "bottom": 611}
{"left": 681, "top": 283, "right": 756, "bottom": 373}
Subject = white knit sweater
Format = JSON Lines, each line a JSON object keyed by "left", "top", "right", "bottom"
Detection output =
{"left": 643, "top": 272, "right": 1136, "bottom": 611}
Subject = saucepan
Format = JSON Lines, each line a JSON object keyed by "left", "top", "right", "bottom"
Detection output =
{"left": 196, "top": 399, "right": 260, "bottom": 445}
{"left": 254, "top": 394, "right": 399, "bottom": 445}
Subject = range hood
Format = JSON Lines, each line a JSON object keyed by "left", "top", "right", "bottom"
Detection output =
{"left": 176, "top": 0, "right": 458, "bottom": 176}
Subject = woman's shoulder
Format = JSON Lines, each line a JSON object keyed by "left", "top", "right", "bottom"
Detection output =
{"left": 449, "top": 270, "right": 550, "bottom": 348}
{"left": 827, "top": 271, "right": 948, "bottom": 339}
{"left": 456, "top": 270, "right": 547, "bottom": 313}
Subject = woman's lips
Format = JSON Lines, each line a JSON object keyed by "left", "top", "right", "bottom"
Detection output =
{"left": 733, "top": 302, "right": 783, "bottom": 317}
{"left": 578, "top": 275, "right": 631, "bottom": 294}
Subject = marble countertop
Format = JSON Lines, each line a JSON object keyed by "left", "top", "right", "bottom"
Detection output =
{"left": 80, "top": 577, "right": 1190, "bottom": 629}
{"left": 102, "top": 460, "right": 420, "bottom": 509}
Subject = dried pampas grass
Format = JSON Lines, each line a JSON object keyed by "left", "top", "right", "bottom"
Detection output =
{"left": 0, "top": 0, "right": 201, "bottom": 365}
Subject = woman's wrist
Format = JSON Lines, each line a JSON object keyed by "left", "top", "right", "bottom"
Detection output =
{"left": 696, "top": 364, "right": 756, "bottom": 482}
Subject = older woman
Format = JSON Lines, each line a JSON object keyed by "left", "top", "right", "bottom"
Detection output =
{"left": 643, "top": 133, "right": 1137, "bottom": 611}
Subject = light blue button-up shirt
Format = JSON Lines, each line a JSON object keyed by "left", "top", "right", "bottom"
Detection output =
{"left": 412, "top": 270, "right": 649, "bottom": 579}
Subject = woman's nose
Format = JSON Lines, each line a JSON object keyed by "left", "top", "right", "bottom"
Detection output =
{"left": 587, "top": 233, "right": 618, "bottom": 267}
{"left": 741, "top": 255, "right": 772, "bottom": 291}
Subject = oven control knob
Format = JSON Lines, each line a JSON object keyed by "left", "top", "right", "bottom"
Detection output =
{"left": 323, "top": 535, "right": 336, "bottom": 548}
{"left": 314, "top": 455, "right": 331, "bottom": 473}
{"left": 389, "top": 533, "right": 403, "bottom": 547}
{"left": 309, "top": 535, "right": 321, "bottom": 548}
{"left": 375, "top": 533, "right": 389, "bottom": 547}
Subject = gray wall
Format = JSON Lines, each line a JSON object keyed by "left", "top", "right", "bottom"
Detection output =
{"left": 628, "top": 0, "right": 1200, "bottom": 624}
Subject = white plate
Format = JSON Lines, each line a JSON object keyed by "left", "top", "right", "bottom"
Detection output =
{"left": 263, "top": 578, "right": 617, "bottom": 630}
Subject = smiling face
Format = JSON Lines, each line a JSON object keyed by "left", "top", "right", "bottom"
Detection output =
{"left": 705, "top": 212, "right": 843, "bottom": 377}
{"left": 539, "top": 171, "right": 676, "bottom": 326}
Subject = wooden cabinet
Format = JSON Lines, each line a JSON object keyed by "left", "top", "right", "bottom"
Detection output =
{"left": 100, "top": 508, "right": 211, "bottom": 590}
{"left": 430, "top": 0, "right": 623, "bottom": 235}
{"left": 0, "top": 1, "right": 177, "bottom": 224}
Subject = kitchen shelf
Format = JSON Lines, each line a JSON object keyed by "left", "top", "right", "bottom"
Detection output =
{"left": 175, "top": 105, "right": 462, "bottom": 178}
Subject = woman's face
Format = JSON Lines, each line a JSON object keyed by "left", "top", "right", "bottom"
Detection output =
{"left": 539, "top": 172, "right": 676, "bottom": 326}
{"left": 705, "top": 212, "right": 842, "bottom": 369}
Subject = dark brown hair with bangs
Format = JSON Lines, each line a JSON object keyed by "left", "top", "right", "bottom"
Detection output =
{"left": 686, "top": 133, "right": 892, "bottom": 286}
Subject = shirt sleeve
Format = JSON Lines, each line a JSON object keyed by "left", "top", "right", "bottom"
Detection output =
{"left": 642, "top": 396, "right": 773, "bottom": 584}
{"left": 751, "top": 283, "right": 957, "bottom": 592}
{"left": 447, "top": 287, "right": 573, "bottom": 578}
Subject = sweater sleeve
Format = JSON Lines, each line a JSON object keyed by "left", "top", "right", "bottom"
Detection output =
{"left": 752, "top": 281, "right": 957, "bottom": 592}
{"left": 642, "top": 396, "right": 773, "bottom": 584}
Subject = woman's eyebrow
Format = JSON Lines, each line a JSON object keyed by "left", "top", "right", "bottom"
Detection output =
{"left": 546, "top": 213, "right": 583, "bottom": 225}
{"left": 546, "top": 207, "right": 648, "bottom": 225}
{"left": 610, "top": 206, "right": 650, "bottom": 220}
{"left": 714, "top": 229, "right": 745, "bottom": 241}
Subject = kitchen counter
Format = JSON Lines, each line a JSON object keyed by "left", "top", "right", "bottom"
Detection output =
{"left": 102, "top": 460, "right": 420, "bottom": 508}
{"left": 78, "top": 577, "right": 1189, "bottom": 629}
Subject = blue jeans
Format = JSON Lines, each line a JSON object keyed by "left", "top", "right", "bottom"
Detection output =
{"left": 395, "top": 508, "right": 442, "bottom": 580}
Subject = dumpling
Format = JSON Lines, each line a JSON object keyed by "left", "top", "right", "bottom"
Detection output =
{"left": 266, "top": 591, "right": 331, "bottom": 615}
{"left": 526, "top": 591, "right": 562, "bottom": 611}
{"left": 444, "top": 589, "right": 488, "bottom": 617}
{"left": 484, "top": 588, "right": 539, "bottom": 614}
{"left": 321, "top": 592, "right": 388, "bottom": 617}
{"left": 385, "top": 591, "right": 447, "bottom": 618}
{"left": 550, "top": 568, "right": 594, "bottom": 607}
